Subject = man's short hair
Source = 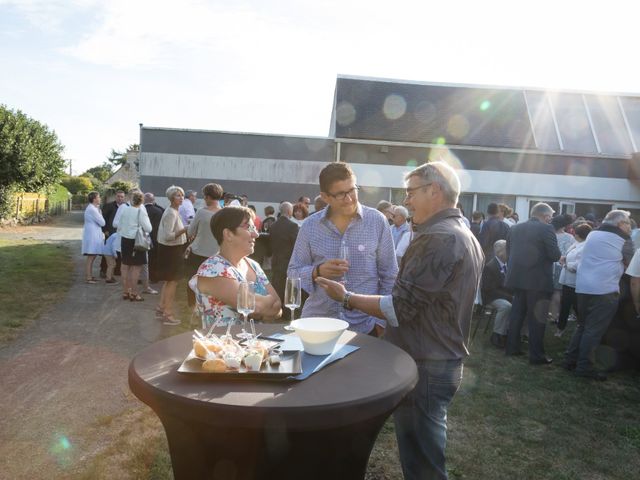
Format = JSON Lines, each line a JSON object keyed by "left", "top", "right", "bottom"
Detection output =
{"left": 405, "top": 161, "right": 461, "bottom": 205}
{"left": 143, "top": 192, "right": 154, "bottom": 204}
{"left": 472, "top": 211, "right": 483, "bottom": 221}
{"left": 493, "top": 239, "right": 507, "bottom": 255}
{"left": 377, "top": 200, "right": 393, "bottom": 212}
{"left": 264, "top": 205, "right": 275, "bottom": 216}
{"left": 530, "top": 202, "right": 554, "bottom": 218}
{"left": 279, "top": 202, "right": 293, "bottom": 215}
{"left": 319, "top": 162, "right": 354, "bottom": 193}
{"left": 487, "top": 203, "right": 499, "bottom": 215}
{"left": 185, "top": 190, "right": 196, "bottom": 199}
{"left": 602, "top": 209, "right": 630, "bottom": 226}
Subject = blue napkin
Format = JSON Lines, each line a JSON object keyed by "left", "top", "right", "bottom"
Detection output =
{"left": 270, "top": 333, "right": 359, "bottom": 380}
{"left": 292, "top": 344, "right": 359, "bottom": 380}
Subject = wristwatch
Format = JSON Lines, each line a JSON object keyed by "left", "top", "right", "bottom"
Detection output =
{"left": 343, "top": 291, "right": 354, "bottom": 310}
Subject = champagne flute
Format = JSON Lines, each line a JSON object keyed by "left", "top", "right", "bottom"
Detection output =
{"left": 236, "top": 281, "right": 256, "bottom": 340}
{"left": 339, "top": 241, "right": 349, "bottom": 285}
{"left": 283, "top": 276, "right": 302, "bottom": 331}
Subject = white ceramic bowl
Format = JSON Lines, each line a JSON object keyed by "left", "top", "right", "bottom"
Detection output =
{"left": 291, "top": 317, "right": 349, "bottom": 355}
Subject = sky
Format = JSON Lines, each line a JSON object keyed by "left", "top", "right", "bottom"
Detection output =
{"left": 1, "top": 0, "right": 639, "bottom": 175}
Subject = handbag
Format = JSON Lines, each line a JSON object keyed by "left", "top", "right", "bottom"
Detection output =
{"left": 134, "top": 208, "right": 152, "bottom": 252}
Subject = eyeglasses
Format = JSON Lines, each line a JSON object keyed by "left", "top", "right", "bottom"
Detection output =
{"left": 326, "top": 185, "right": 360, "bottom": 201}
{"left": 239, "top": 223, "right": 258, "bottom": 234}
{"left": 405, "top": 183, "right": 432, "bottom": 199}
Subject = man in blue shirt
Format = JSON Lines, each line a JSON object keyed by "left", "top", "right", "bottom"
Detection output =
{"left": 288, "top": 162, "right": 398, "bottom": 336}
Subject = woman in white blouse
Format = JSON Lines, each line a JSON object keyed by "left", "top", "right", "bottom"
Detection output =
{"left": 81, "top": 191, "right": 106, "bottom": 283}
{"left": 557, "top": 223, "right": 592, "bottom": 336}
{"left": 157, "top": 186, "right": 189, "bottom": 325}
{"left": 115, "top": 190, "right": 152, "bottom": 301}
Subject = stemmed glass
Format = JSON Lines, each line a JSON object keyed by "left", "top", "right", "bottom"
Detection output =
{"left": 283, "top": 276, "right": 302, "bottom": 331}
{"left": 236, "top": 281, "right": 256, "bottom": 340}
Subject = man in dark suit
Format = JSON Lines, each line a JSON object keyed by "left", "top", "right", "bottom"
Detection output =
{"left": 479, "top": 202, "right": 510, "bottom": 259}
{"left": 269, "top": 202, "right": 299, "bottom": 320}
{"left": 144, "top": 192, "right": 165, "bottom": 283}
{"left": 505, "top": 202, "right": 561, "bottom": 364}
{"left": 481, "top": 239, "right": 513, "bottom": 348}
{"left": 100, "top": 190, "right": 126, "bottom": 277}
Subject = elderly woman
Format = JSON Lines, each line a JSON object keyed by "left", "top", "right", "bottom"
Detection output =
{"left": 189, "top": 206, "right": 281, "bottom": 328}
{"left": 82, "top": 191, "right": 105, "bottom": 284}
{"left": 157, "top": 186, "right": 189, "bottom": 325}
{"left": 550, "top": 214, "right": 576, "bottom": 321}
{"left": 115, "top": 189, "right": 152, "bottom": 301}
{"left": 185, "top": 183, "right": 224, "bottom": 306}
{"left": 291, "top": 202, "right": 309, "bottom": 227}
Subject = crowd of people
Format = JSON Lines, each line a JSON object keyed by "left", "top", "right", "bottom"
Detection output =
{"left": 80, "top": 162, "right": 640, "bottom": 480}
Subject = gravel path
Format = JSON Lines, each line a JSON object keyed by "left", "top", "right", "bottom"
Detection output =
{"left": 0, "top": 212, "right": 169, "bottom": 479}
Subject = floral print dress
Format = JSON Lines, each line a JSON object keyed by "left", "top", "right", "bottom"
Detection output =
{"left": 189, "top": 254, "right": 270, "bottom": 328}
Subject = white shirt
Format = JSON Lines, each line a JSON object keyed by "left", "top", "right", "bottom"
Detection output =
{"left": 115, "top": 205, "right": 152, "bottom": 239}
{"left": 626, "top": 249, "right": 640, "bottom": 278}
{"left": 576, "top": 230, "right": 626, "bottom": 295}
{"left": 559, "top": 241, "right": 586, "bottom": 288}
{"left": 179, "top": 198, "right": 196, "bottom": 226}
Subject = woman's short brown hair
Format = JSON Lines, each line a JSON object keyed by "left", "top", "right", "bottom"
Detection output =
{"left": 210, "top": 206, "right": 255, "bottom": 245}
{"left": 293, "top": 202, "right": 309, "bottom": 219}
{"left": 319, "top": 162, "right": 354, "bottom": 193}
{"left": 202, "top": 183, "right": 224, "bottom": 200}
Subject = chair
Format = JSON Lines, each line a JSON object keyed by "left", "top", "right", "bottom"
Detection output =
{"left": 471, "top": 304, "right": 498, "bottom": 343}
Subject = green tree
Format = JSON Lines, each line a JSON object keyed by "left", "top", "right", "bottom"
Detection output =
{"left": 107, "top": 144, "right": 139, "bottom": 167}
{"left": 0, "top": 105, "right": 66, "bottom": 218}
{"left": 83, "top": 162, "right": 113, "bottom": 183}
{"left": 61, "top": 175, "right": 94, "bottom": 194}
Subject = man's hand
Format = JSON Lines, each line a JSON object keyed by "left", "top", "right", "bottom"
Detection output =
{"left": 315, "top": 277, "right": 347, "bottom": 301}
{"left": 317, "top": 259, "right": 349, "bottom": 280}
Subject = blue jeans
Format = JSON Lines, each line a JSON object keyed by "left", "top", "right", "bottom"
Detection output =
{"left": 393, "top": 359, "right": 463, "bottom": 480}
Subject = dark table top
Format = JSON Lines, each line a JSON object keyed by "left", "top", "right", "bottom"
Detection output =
{"left": 129, "top": 324, "right": 418, "bottom": 430}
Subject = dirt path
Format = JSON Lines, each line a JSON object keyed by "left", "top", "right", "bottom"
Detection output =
{"left": 0, "top": 212, "right": 169, "bottom": 479}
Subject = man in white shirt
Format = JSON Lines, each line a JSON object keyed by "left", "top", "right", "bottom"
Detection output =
{"left": 625, "top": 249, "right": 640, "bottom": 315}
{"left": 179, "top": 190, "right": 196, "bottom": 226}
{"left": 565, "top": 210, "right": 634, "bottom": 380}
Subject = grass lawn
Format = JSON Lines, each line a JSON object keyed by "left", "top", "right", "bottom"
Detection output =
{"left": 83, "top": 314, "right": 640, "bottom": 479}
{"left": 0, "top": 238, "right": 73, "bottom": 344}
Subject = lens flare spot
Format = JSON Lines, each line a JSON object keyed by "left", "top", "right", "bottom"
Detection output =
{"left": 383, "top": 94, "right": 407, "bottom": 120}
{"left": 434, "top": 137, "right": 446, "bottom": 145}
{"left": 447, "top": 114, "right": 470, "bottom": 139}
{"left": 480, "top": 100, "right": 491, "bottom": 111}
{"left": 406, "top": 159, "right": 418, "bottom": 167}
{"left": 336, "top": 101, "right": 356, "bottom": 126}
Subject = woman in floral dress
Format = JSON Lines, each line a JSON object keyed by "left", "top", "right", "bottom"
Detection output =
{"left": 189, "top": 206, "right": 282, "bottom": 327}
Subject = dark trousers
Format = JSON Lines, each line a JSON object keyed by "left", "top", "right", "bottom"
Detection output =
{"left": 565, "top": 292, "right": 619, "bottom": 373}
{"left": 558, "top": 285, "right": 578, "bottom": 331}
{"left": 506, "top": 288, "right": 550, "bottom": 362}
{"left": 185, "top": 253, "right": 208, "bottom": 308}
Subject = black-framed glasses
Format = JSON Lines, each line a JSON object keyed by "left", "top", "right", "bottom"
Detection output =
{"left": 326, "top": 185, "right": 360, "bottom": 201}
{"left": 405, "top": 183, "right": 432, "bottom": 199}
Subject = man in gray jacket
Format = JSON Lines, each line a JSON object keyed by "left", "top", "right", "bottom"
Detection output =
{"left": 316, "top": 161, "right": 484, "bottom": 480}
